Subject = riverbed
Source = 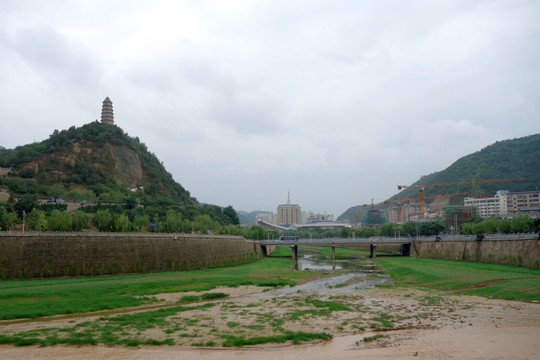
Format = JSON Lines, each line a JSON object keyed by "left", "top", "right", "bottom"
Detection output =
{"left": 1, "top": 255, "right": 539, "bottom": 359}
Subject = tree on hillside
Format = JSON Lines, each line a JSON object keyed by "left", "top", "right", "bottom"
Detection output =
{"left": 114, "top": 214, "right": 131, "bottom": 232}
{"left": 47, "top": 210, "right": 71, "bottom": 231}
{"left": 27, "top": 208, "right": 47, "bottom": 231}
{"left": 96, "top": 209, "right": 114, "bottom": 231}
{"left": 48, "top": 184, "right": 66, "bottom": 201}
{"left": 223, "top": 205, "right": 240, "bottom": 225}
{"left": 71, "top": 210, "right": 89, "bottom": 231}
{"left": 133, "top": 214, "right": 151, "bottom": 232}
{"left": 67, "top": 189, "right": 82, "bottom": 202}
{"left": 14, "top": 194, "right": 38, "bottom": 215}
{"left": 0, "top": 209, "right": 18, "bottom": 231}
{"left": 165, "top": 210, "right": 183, "bottom": 232}
{"left": 82, "top": 189, "right": 97, "bottom": 203}
{"left": 194, "top": 214, "right": 212, "bottom": 234}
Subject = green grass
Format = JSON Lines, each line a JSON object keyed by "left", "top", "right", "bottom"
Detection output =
{"left": 296, "top": 245, "right": 369, "bottom": 258}
{"left": 270, "top": 245, "right": 374, "bottom": 259}
{"left": 0, "top": 303, "right": 213, "bottom": 347}
{"left": 221, "top": 330, "right": 331, "bottom": 347}
{"left": 178, "top": 295, "right": 200, "bottom": 303}
{"left": 269, "top": 246, "right": 302, "bottom": 257}
{"left": 201, "top": 292, "right": 229, "bottom": 300}
{"left": 363, "top": 334, "right": 384, "bottom": 342}
{"left": 288, "top": 298, "right": 352, "bottom": 320}
{"left": 0, "top": 257, "right": 317, "bottom": 320}
{"left": 373, "top": 257, "right": 540, "bottom": 301}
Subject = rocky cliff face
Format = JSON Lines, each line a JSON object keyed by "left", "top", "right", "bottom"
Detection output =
{"left": 111, "top": 145, "right": 144, "bottom": 186}
{"left": 20, "top": 140, "right": 144, "bottom": 187}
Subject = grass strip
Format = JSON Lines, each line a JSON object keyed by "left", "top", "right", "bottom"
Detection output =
{"left": 0, "top": 303, "right": 214, "bottom": 347}
{"left": 222, "top": 330, "right": 331, "bottom": 347}
{"left": 373, "top": 257, "right": 540, "bottom": 301}
{"left": 0, "top": 257, "right": 315, "bottom": 320}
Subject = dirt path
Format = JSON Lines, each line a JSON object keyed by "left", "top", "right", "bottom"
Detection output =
{"left": 1, "top": 286, "right": 539, "bottom": 359}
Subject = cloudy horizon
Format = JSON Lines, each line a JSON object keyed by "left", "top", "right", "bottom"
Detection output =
{"left": 1, "top": 0, "right": 539, "bottom": 217}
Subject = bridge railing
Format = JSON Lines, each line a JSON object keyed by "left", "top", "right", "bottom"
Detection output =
{"left": 255, "top": 232, "right": 540, "bottom": 245}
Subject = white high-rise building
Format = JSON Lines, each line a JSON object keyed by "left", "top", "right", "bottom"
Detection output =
{"left": 464, "top": 190, "right": 508, "bottom": 218}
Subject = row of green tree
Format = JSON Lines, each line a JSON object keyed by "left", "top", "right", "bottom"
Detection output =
{"left": 2, "top": 191, "right": 240, "bottom": 228}
{"left": 278, "top": 216, "right": 538, "bottom": 239}
{"left": 0, "top": 207, "right": 276, "bottom": 240}
{"left": 460, "top": 215, "right": 537, "bottom": 234}
{"left": 280, "top": 220, "right": 446, "bottom": 239}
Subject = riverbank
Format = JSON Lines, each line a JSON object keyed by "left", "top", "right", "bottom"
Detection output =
{"left": 1, "top": 252, "right": 539, "bottom": 358}
{"left": 1, "top": 285, "right": 539, "bottom": 359}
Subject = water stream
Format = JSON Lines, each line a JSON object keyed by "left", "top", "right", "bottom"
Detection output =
{"left": 253, "top": 251, "right": 393, "bottom": 298}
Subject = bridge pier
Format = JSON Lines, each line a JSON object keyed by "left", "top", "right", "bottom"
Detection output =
{"left": 331, "top": 245, "right": 335, "bottom": 260}
{"left": 369, "top": 244, "right": 376, "bottom": 258}
{"left": 292, "top": 245, "right": 299, "bottom": 270}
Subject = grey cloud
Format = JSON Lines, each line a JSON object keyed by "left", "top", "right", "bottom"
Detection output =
{"left": 6, "top": 25, "right": 102, "bottom": 89}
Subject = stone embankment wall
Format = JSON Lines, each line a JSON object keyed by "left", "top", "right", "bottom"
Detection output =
{"left": 0, "top": 233, "right": 268, "bottom": 279}
{"left": 410, "top": 238, "right": 540, "bottom": 268}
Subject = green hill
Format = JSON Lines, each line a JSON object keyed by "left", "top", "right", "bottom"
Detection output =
{"left": 0, "top": 121, "right": 199, "bottom": 216}
{"left": 338, "top": 134, "right": 540, "bottom": 223}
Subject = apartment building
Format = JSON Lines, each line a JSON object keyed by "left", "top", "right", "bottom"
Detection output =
{"left": 384, "top": 202, "right": 421, "bottom": 223}
{"left": 463, "top": 190, "right": 508, "bottom": 218}
{"left": 506, "top": 190, "right": 540, "bottom": 215}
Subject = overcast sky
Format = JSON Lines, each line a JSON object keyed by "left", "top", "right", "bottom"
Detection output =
{"left": 1, "top": 0, "right": 539, "bottom": 217}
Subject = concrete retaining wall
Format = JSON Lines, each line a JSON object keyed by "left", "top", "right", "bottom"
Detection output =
{"left": 411, "top": 238, "right": 540, "bottom": 268}
{"left": 0, "top": 233, "right": 267, "bottom": 279}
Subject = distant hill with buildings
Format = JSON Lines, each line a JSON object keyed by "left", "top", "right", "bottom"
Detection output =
{"left": 338, "top": 133, "right": 540, "bottom": 224}
{"left": 237, "top": 210, "right": 271, "bottom": 225}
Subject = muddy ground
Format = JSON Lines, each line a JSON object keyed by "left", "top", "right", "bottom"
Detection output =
{"left": 1, "top": 274, "right": 539, "bottom": 359}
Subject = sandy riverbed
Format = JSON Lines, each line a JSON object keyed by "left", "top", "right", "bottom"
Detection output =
{"left": 1, "top": 282, "right": 539, "bottom": 359}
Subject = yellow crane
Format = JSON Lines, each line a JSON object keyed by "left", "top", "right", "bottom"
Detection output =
{"left": 354, "top": 211, "right": 363, "bottom": 228}
{"left": 397, "top": 177, "right": 524, "bottom": 218}
{"left": 384, "top": 192, "right": 468, "bottom": 222}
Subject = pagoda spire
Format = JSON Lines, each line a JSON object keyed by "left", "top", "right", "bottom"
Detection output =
{"left": 101, "top": 97, "right": 114, "bottom": 125}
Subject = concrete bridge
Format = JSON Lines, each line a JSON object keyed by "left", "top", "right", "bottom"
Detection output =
{"left": 252, "top": 233, "right": 540, "bottom": 268}
{"left": 256, "top": 236, "right": 415, "bottom": 260}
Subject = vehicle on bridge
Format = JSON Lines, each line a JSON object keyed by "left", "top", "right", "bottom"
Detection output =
{"left": 279, "top": 236, "right": 299, "bottom": 241}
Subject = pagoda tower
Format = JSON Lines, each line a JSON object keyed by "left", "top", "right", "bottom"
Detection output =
{"left": 100, "top": 97, "right": 114, "bottom": 125}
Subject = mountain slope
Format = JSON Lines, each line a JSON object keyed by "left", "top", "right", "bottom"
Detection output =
{"left": 0, "top": 121, "right": 196, "bottom": 207}
{"left": 338, "top": 134, "right": 540, "bottom": 223}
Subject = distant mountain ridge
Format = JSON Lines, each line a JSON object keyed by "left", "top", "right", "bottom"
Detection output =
{"left": 237, "top": 210, "right": 271, "bottom": 225}
{"left": 338, "top": 134, "right": 540, "bottom": 223}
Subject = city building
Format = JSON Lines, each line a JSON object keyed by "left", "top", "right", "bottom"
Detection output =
{"left": 255, "top": 212, "right": 276, "bottom": 224}
{"left": 101, "top": 97, "right": 114, "bottom": 125}
{"left": 384, "top": 202, "right": 421, "bottom": 223}
{"left": 506, "top": 190, "right": 540, "bottom": 216}
{"left": 307, "top": 212, "right": 334, "bottom": 223}
{"left": 464, "top": 190, "right": 508, "bottom": 218}
{"left": 276, "top": 192, "right": 301, "bottom": 225}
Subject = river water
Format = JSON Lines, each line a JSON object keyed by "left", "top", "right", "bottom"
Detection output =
{"left": 253, "top": 252, "right": 393, "bottom": 298}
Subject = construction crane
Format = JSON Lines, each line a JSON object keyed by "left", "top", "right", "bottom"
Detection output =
{"left": 384, "top": 192, "right": 468, "bottom": 222}
{"left": 354, "top": 199, "right": 377, "bottom": 227}
{"left": 354, "top": 211, "right": 363, "bottom": 228}
{"left": 397, "top": 177, "right": 524, "bottom": 218}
